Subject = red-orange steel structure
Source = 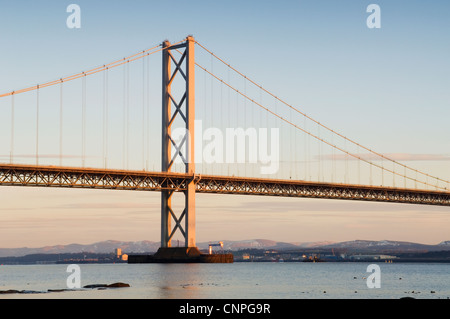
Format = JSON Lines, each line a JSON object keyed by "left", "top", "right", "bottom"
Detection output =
{"left": 1, "top": 164, "right": 449, "bottom": 207}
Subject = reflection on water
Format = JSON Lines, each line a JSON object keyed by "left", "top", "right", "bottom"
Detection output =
{"left": 0, "top": 262, "right": 449, "bottom": 299}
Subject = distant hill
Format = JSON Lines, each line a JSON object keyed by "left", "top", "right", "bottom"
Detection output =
{"left": 197, "top": 239, "right": 300, "bottom": 251}
{"left": 1, "top": 239, "right": 450, "bottom": 258}
{"left": 320, "top": 240, "right": 450, "bottom": 253}
{"left": 0, "top": 240, "right": 160, "bottom": 258}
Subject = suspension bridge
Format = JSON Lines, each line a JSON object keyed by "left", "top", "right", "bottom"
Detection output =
{"left": 1, "top": 36, "right": 449, "bottom": 258}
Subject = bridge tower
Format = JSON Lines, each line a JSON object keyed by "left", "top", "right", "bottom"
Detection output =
{"left": 129, "top": 35, "right": 232, "bottom": 263}
{"left": 161, "top": 36, "right": 196, "bottom": 249}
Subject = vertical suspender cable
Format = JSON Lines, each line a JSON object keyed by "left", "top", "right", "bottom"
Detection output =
{"left": 10, "top": 93, "right": 14, "bottom": 164}
{"left": 204, "top": 63, "right": 207, "bottom": 175}
{"left": 392, "top": 162, "right": 396, "bottom": 188}
{"left": 211, "top": 50, "right": 215, "bottom": 174}
{"left": 331, "top": 134, "right": 335, "bottom": 183}
{"left": 105, "top": 67, "right": 109, "bottom": 169}
{"left": 290, "top": 107, "right": 293, "bottom": 179}
{"left": 142, "top": 52, "right": 145, "bottom": 170}
{"left": 370, "top": 162, "right": 373, "bottom": 186}
{"left": 102, "top": 66, "right": 106, "bottom": 169}
{"left": 404, "top": 166, "right": 407, "bottom": 189}
{"left": 122, "top": 60, "right": 126, "bottom": 169}
{"left": 243, "top": 77, "right": 246, "bottom": 177}
{"left": 259, "top": 88, "right": 263, "bottom": 178}
{"left": 60, "top": 79, "right": 63, "bottom": 166}
{"left": 82, "top": 73, "right": 86, "bottom": 167}
{"left": 415, "top": 171, "right": 418, "bottom": 189}
{"left": 227, "top": 68, "right": 230, "bottom": 176}
{"left": 147, "top": 53, "right": 150, "bottom": 171}
{"left": 308, "top": 116, "right": 311, "bottom": 181}
{"left": 220, "top": 78, "right": 224, "bottom": 175}
{"left": 274, "top": 99, "right": 278, "bottom": 179}
{"left": 36, "top": 85, "right": 39, "bottom": 165}
{"left": 213, "top": 56, "right": 217, "bottom": 176}
{"left": 345, "top": 140, "right": 348, "bottom": 184}
{"left": 235, "top": 87, "right": 239, "bottom": 176}
{"left": 202, "top": 61, "right": 209, "bottom": 174}
{"left": 304, "top": 116, "right": 307, "bottom": 181}
{"left": 126, "top": 61, "right": 130, "bottom": 170}
{"left": 295, "top": 109, "right": 298, "bottom": 180}
{"left": 318, "top": 124, "right": 321, "bottom": 182}
{"left": 358, "top": 145, "right": 361, "bottom": 184}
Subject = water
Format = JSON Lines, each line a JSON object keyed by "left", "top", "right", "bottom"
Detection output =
{"left": 0, "top": 262, "right": 449, "bottom": 299}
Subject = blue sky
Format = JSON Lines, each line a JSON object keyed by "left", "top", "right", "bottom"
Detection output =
{"left": 1, "top": 0, "right": 449, "bottom": 151}
{"left": 0, "top": 1, "right": 449, "bottom": 247}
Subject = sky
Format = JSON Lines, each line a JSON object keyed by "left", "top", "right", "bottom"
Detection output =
{"left": 0, "top": 1, "right": 449, "bottom": 248}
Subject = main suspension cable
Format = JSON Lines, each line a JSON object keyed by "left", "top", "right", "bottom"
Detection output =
{"left": 194, "top": 40, "right": 450, "bottom": 188}
{"left": 193, "top": 61, "right": 448, "bottom": 191}
{"left": 0, "top": 39, "right": 186, "bottom": 99}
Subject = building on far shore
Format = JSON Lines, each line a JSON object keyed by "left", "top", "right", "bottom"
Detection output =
{"left": 349, "top": 254, "right": 398, "bottom": 261}
{"left": 115, "top": 248, "right": 128, "bottom": 261}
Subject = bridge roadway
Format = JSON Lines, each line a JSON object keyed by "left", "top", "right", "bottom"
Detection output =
{"left": 1, "top": 164, "right": 450, "bottom": 206}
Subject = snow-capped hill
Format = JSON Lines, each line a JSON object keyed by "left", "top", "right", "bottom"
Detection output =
{"left": 2, "top": 239, "right": 450, "bottom": 258}
{"left": 197, "top": 239, "right": 297, "bottom": 251}
{"left": 322, "top": 240, "right": 443, "bottom": 252}
{"left": 292, "top": 241, "right": 335, "bottom": 248}
{"left": 0, "top": 240, "right": 161, "bottom": 258}
{"left": 376, "top": 240, "right": 399, "bottom": 246}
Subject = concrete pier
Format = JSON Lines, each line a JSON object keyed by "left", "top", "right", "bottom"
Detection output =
{"left": 128, "top": 247, "right": 233, "bottom": 264}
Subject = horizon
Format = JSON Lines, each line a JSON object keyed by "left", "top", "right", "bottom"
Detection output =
{"left": 4, "top": 237, "right": 450, "bottom": 251}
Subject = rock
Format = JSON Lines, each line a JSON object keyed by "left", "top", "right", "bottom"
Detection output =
{"left": 48, "top": 289, "right": 70, "bottom": 293}
{"left": 0, "top": 289, "right": 45, "bottom": 294}
{"left": 83, "top": 284, "right": 108, "bottom": 289}
{"left": 106, "top": 282, "right": 130, "bottom": 288}
{"left": 0, "top": 289, "right": 20, "bottom": 294}
{"left": 84, "top": 282, "right": 130, "bottom": 288}
{"left": 1, "top": 282, "right": 130, "bottom": 295}
{"left": 21, "top": 290, "right": 45, "bottom": 294}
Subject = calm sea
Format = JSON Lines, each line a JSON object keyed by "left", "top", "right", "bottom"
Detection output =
{"left": 0, "top": 262, "right": 449, "bottom": 299}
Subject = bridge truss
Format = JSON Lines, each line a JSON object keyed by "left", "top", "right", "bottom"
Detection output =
{"left": 1, "top": 164, "right": 449, "bottom": 207}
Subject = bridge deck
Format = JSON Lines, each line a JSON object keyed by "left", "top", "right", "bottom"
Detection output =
{"left": 1, "top": 164, "right": 450, "bottom": 206}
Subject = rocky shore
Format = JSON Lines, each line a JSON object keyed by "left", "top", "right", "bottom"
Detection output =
{"left": 0, "top": 282, "right": 130, "bottom": 294}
